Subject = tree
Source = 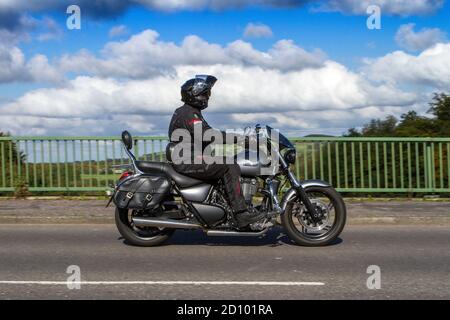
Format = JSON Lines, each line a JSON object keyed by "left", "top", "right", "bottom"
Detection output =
{"left": 343, "top": 128, "right": 362, "bottom": 137}
{"left": 0, "top": 132, "right": 27, "bottom": 195}
{"left": 361, "top": 116, "right": 397, "bottom": 136}
{"left": 0, "top": 132, "right": 26, "bottom": 163}
{"left": 395, "top": 111, "right": 435, "bottom": 137}
{"left": 428, "top": 92, "right": 450, "bottom": 122}
{"left": 344, "top": 93, "right": 450, "bottom": 138}
{"left": 427, "top": 93, "right": 450, "bottom": 136}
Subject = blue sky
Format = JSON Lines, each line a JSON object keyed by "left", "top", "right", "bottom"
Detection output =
{"left": 0, "top": 0, "right": 449, "bottom": 136}
{"left": 19, "top": 3, "right": 449, "bottom": 59}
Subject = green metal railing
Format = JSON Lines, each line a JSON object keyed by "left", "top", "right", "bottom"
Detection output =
{"left": 0, "top": 136, "right": 168, "bottom": 193}
{"left": 291, "top": 137, "right": 450, "bottom": 193}
{"left": 1, "top": 136, "right": 450, "bottom": 193}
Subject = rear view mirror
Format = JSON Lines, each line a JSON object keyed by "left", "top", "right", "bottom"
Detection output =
{"left": 243, "top": 126, "right": 252, "bottom": 136}
{"left": 121, "top": 131, "right": 133, "bottom": 150}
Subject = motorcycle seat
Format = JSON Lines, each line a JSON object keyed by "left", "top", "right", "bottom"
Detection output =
{"left": 135, "top": 161, "right": 203, "bottom": 188}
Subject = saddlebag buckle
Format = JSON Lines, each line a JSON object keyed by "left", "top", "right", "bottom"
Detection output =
{"left": 126, "top": 192, "right": 134, "bottom": 199}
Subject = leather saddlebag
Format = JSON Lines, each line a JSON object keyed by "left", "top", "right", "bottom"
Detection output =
{"left": 113, "top": 175, "right": 170, "bottom": 210}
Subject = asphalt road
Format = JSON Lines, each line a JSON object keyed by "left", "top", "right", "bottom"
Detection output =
{"left": 0, "top": 224, "right": 449, "bottom": 300}
{"left": 2, "top": 199, "right": 450, "bottom": 224}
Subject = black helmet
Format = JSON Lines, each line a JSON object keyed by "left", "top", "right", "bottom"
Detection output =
{"left": 181, "top": 75, "right": 217, "bottom": 110}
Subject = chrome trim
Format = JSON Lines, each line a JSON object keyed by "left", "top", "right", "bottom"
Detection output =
{"left": 111, "top": 164, "right": 133, "bottom": 170}
{"left": 132, "top": 217, "right": 203, "bottom": 229}
{"left": 122, "top": 142, "right": 144, "bottom": 175}
{"left": 300, "top": 179, "right": 331, "bottom": 189}
{"left": 266, "top": 178, "right": 281, "bottom": 213}
{"left": 206, "top": 228, "right": 269, "bottom": 237}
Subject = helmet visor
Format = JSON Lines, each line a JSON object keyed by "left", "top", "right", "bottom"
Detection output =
{"left": 191, "top": 75, "right": 217, "bottom": 96}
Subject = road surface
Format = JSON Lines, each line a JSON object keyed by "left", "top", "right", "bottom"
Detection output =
{"left": 0, "top": 224, "right": 449, "bottom": 299}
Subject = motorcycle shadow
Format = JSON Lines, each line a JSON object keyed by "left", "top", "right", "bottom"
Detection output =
{"left": 159, "top": 226, "right": 343, "bottom": 247}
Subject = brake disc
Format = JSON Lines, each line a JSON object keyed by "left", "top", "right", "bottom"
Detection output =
{"left": 292, "top": 199, "right": 330, "bottom": 232}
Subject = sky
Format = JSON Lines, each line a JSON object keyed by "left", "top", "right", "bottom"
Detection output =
{"left": 0, "top": 0, "right": 449, "bottom": 137}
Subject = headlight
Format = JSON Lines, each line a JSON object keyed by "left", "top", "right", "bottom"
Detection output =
{"left": 284, "top": 148, "right": 296, "bottom": 165}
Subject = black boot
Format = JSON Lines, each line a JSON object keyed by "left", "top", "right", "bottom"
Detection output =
{"left": 235, "top": 207, "right": 266, "bottom": 228}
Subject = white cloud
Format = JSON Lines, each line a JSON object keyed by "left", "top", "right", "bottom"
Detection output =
{"left": 395, "top": 23, "right": 446, "bottom": 51}
{"left": 1, "top": 76, "right": 179, "bottom": 118}
{"left": 0, "top": 114, "right": 158, "bottom": 136}
{"left": 243, "top": 23, "right": 273, "bottom": 38}
{"left": 58, "top": 30, "right": 326, "bottom": 79}
{"left": 229, "top": 105, "right": 418, "bottom": 136}
{"left": 363, "top": 43, "right": 450, "bottom": 89}
{"left": 1, "top": 28, "right": 448, "bottom": 136}
{"left": 0, "top": 14, "right": 64, "bottom": 44}
{"left": 0, "top": 44, "right": 63, "bottom": 84}
{"left": 109, "top": 25, "right": 128, "bottom": 38}
{"left": 2, "top": 28, "right": 324, "bottom": 83}
{"left": 318, "top": 0, "right": 444, "bottom": 16}
{"left": 0, "top": 45, "right": 27, "bottom": 83}
{"left": 0, "top": 61, "right": 417, "bottom": 135}
{"left": 26, "top": 54, "right": 65, "bottom": 83}
{"left": 0, "top": 0, "right": 444, "bottom": 42}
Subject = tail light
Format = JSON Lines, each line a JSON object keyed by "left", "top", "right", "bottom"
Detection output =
{"left": 118, "top": 171, "right": 132, "bottom": 181}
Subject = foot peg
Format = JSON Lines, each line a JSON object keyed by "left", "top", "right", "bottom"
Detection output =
{"left": 249, "top": 219, "right": 273, "bottom": 231}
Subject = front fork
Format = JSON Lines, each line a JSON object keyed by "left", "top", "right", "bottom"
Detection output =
{"left": 285, "top": 171, "right": 322, "bottom": 223}
{"left": 292, "top": 185, "right": 322, "bottom": 222}
{"left": 264, "top": 171, "right": 321, "bottom": 222}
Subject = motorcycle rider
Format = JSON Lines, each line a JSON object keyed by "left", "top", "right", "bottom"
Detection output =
{"left": 168, "top": 75, "right": 265, "bottom": 228}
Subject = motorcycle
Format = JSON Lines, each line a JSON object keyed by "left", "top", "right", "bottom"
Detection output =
{"left": 110, "top": 125, "right": 346, "bottom": 246}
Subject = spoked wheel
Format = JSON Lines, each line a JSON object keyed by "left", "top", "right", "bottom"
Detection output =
{"left": 115, "top": 208, "right": 174, "bottom": 247}
{"left": 281, "top": 186, "right": 346, "bottom": 246}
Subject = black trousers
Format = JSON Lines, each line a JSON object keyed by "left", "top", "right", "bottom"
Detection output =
{"left": 173, "top": 163, "right": 247, "bottom": 213}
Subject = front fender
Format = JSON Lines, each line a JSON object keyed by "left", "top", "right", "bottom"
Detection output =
{"left": 280, "top": 179, "right": 332, "bottom": 212}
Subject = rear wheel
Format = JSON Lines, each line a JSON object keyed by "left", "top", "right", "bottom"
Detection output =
{"left": 281, "top": 186, "right": 346, "bottom": 246}
{"left": 115, "top": 208, "right": 174, "bottom": 247}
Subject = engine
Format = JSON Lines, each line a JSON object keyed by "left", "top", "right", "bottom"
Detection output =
{"left": 240, "top": 177, "right": 258, "bottom": 203}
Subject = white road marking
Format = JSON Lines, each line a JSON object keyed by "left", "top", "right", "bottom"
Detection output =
{"left": 0, "top": 281, "right": 324, "bottom": 286}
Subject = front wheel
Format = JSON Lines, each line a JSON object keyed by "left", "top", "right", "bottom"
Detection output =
{"left": 115, "top": 208, "right": 174, "bottom": 247}
{"left": 281, "top": 186, "right": 346, "bottom": 246}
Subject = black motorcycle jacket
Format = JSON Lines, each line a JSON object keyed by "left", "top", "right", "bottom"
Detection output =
{"left": 168, "top": 103, "right": 243, "bottom": 162}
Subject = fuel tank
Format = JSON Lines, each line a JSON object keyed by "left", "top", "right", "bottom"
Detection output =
{"left": 235, "top": 150, "right": 274, "bottom": 177}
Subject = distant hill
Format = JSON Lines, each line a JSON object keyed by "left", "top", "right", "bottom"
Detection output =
{"left": 303, "top": 134, "right": 335, "bottom": 138}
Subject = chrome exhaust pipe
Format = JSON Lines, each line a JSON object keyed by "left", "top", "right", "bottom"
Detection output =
{"left": 206, "top": 228, "right": 269, "bottom": 237}
{"left": 132, "top": 217, "right": 203, "bottom": 230}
